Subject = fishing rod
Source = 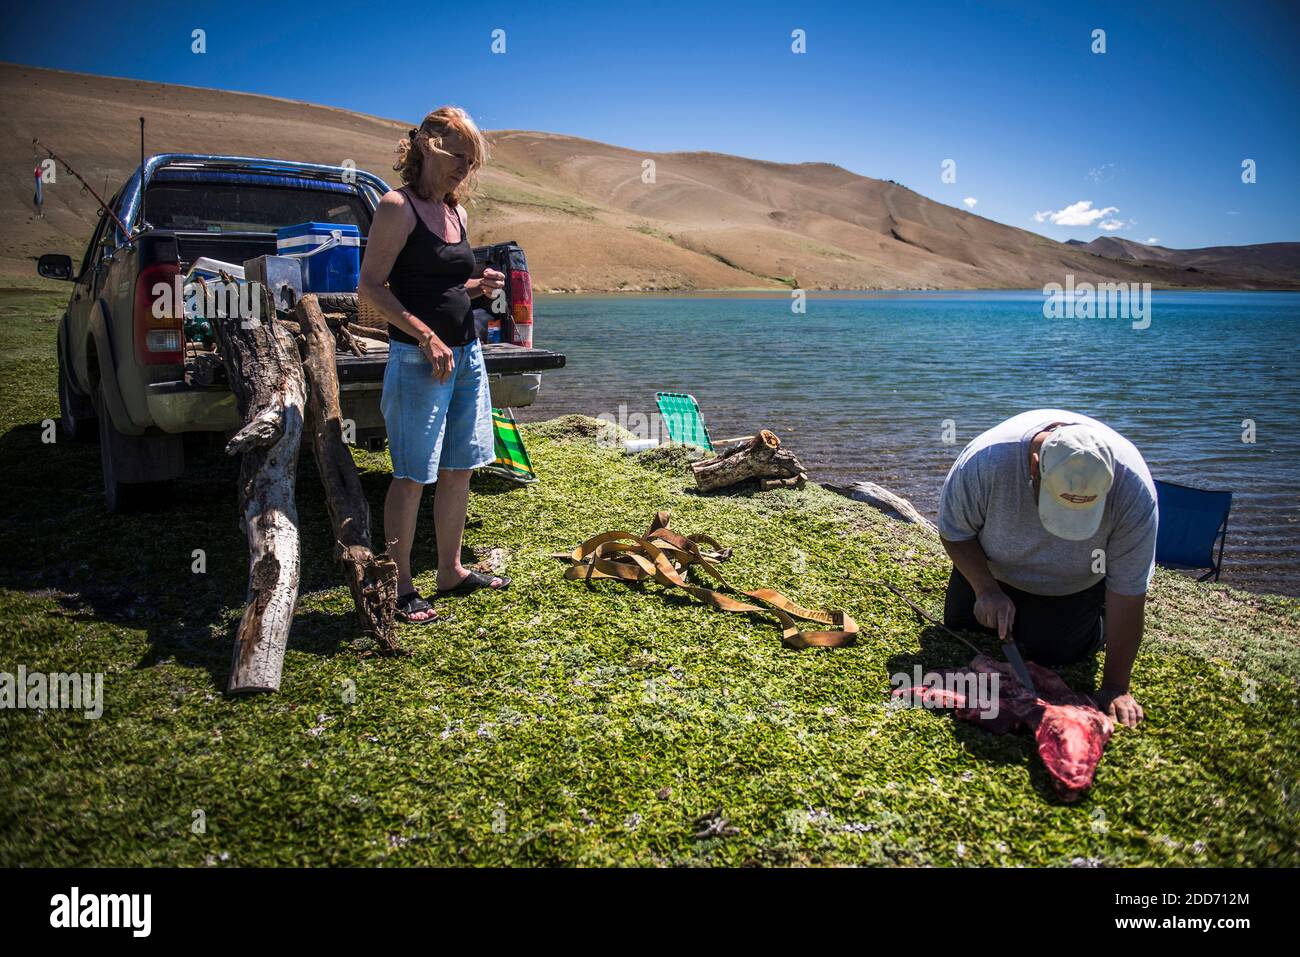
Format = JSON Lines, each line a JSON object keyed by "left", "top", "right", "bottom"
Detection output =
{"left": 31, "top": 137, "right": 132, "bottom": 238}
{"left": 139, "top": 117, "right": 147, "bottom": 232}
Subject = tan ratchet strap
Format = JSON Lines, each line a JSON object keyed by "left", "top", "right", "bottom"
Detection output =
{"left": 554, "top": 511, "right": 857, "bottom": 649}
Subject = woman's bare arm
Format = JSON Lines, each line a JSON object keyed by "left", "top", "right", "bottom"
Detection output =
{"left": 358, "top": 191, "right": 432, "bottom": 339}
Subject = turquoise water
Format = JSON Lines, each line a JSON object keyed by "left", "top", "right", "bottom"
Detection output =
{"left": 521, "top": 291, "right": 1300, "bottom": 596}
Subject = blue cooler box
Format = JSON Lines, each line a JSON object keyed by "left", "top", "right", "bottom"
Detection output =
{"left": 276, "top": 222, "right": 361, "bottom": 293}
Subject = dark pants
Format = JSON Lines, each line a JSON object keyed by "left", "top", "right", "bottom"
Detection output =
{"left": 943, "top": 567, "right": 1105, "bottom": 666}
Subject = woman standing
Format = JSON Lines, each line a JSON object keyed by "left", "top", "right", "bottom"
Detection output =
{"left": 359, "top": 107, "right": 510, "bottom": 623}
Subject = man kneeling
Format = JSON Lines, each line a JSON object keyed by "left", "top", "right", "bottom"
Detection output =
{"left": 937, "top": 409, "right": 1157, "bottom": 728}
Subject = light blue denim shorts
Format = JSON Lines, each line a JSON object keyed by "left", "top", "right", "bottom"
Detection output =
{"left": 381, "top": 338, "right": 494, "bottom": 483}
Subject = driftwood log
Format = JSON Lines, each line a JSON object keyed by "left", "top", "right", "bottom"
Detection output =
{"left": 759, "top": 474, "right": 807, "bottom": 491}
{"left": 691, "top": 430, "right": 807, "bottom": 492}
{"left": 294, "top": 295, "right": 403, "bottom": 654}
{"left": 709, "top": 435, "right": 762, "bottom": 459}
{"left": 824, "top": 481, "right": 938, "bottom": 531}
{"left": 337, "top": 323, "right": 367, "bottom": 356}
{"left": 212, "top": 282, "right": 307, "bottom": 694}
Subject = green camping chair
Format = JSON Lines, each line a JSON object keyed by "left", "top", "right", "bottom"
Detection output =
{"left": 655, "top": 392, "right": 714, "bottom": 451}
{"left": 480, "top": 407, "right": 537, "bottom": 484}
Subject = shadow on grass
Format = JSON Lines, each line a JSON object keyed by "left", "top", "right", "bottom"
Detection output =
{"left": 886, "top": 624, "right": 1105, "bottom": 805}
{"left": 0, "top": 422, "right": 519, "bottom": 691}
{"left": 681, "top": 479, "right": 778, "bottom": 499}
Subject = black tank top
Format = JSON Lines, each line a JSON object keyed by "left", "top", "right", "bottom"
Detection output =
{"left": 382, "top": 188, "right": 476, "bottom": 346}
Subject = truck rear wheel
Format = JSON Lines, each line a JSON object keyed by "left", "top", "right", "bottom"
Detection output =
{"left": 58, "top": 346, "right": 97, "bottom": 442}
{"left": 95, "top": 383, "right": 182, "bottom": 513}
{"left": 313, "top": 292, "right": 359, "bottom": 316}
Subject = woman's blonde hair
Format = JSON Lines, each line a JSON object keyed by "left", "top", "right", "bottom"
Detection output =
{"left": 393, "top": 106, "right": 487, "bottom": 205}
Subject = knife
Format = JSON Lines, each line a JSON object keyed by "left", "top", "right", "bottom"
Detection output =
{"left": 1003, "top": 631, "right": 1038, "bottom": 696}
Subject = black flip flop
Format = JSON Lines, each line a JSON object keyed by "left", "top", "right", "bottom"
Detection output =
{"left": 395, "top": 592, "right": 440, "bottom": 624}
{"left": 437, "top": 569, "right": 511, "bottom": 596}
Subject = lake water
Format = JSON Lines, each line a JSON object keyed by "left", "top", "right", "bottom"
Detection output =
{"left": 519, "top": 291, "right": 1300, "bottom": 597}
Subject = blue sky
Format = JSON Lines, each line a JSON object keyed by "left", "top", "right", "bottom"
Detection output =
{"left": 5, "top": 0, "right": 1297, "bottom": 248}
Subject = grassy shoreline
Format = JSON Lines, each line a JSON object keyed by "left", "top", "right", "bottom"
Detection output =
{"left": 1, "top": 291, "right": 1297, "bottom": 866}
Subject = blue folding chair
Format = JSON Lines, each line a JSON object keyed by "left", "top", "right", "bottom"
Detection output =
{"left": 1153, "top": 479, "right": 1233, "bottom": 582}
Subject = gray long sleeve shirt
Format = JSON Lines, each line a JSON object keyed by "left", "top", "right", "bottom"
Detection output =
{"left": 938, "top": 409, "right": 1158, "bottom": 596}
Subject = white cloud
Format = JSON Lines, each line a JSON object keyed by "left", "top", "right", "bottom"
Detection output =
{"left": 962, "top": 197, "right": 978, "bottom": 209}
{"left": 1145, "top": 237, "right": 1160, "bottom": 245}
{"left": 1097, "top": 217, "right": 1138, "bottom": 233}
{"left": 1086, "top": 163, "right": 1117, "bottom": 184}
{"left": 1034, "top": 200, "right": 1121, "bottom": 227}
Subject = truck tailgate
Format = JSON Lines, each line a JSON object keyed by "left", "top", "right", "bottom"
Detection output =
{"left": 153, "top": 341, "right": 567, "bottom": 392}
{"left": 336, "top": 342, "right": 566, "bottom": 382}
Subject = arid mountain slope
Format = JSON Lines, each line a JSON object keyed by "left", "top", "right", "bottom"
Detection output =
{"left": 3, "top": 63, "right": 1294, "bottom": 291}
{"left": 1066, "top": 236, "right": 1300, "bottom": 285}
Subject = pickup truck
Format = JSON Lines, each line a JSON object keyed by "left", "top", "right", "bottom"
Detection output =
{"left": 38, "top": 153, "right": 565, "bottom": 511}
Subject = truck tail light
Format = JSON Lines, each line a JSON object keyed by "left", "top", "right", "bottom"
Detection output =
{"left": 134, "top": 263, "right": 183, "bottom": 365}
{"left": 510, "top": 269, "right": 533, "bottom": 347}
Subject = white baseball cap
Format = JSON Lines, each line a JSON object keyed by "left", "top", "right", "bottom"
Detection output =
{"left": 1037, "top": 424, "right": 1115, "bottom": 541}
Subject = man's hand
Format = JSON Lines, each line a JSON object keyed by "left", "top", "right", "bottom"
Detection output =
{"left": 941, "top": 537, "right": 1013, "bottom": 639}
{"left": 973, "top": 586, "right": 1016, "bottom": 640}
{"left": 1091, "top": 686, "right": 1145, "bottom": 728}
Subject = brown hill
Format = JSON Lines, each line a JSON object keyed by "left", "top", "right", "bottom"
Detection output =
{"left": 1067, "top": 236, "right": 1300, "bottom": 285}
{"left": 3, "top": 62, "right": 1295, "bottom": 291}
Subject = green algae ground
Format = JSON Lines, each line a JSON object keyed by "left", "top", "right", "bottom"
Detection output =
{"left": 0, "top": 291, "right": 1296, "bottom": 866}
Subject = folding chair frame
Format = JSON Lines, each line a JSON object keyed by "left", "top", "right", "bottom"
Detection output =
{"left": 1154, "top": 478, "right": 1232, "bottom": 583}
{"left": 1201, "top": 509, "right": 1229, "bottom": 583}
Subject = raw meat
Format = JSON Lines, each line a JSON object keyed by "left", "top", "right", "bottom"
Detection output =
{"left": 892, "top": 654, "right": 1114, "bottom": 801}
